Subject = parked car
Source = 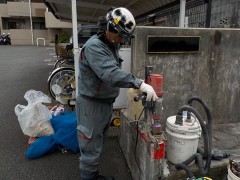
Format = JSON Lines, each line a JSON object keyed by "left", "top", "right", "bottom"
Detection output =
{"left": 70, "top": 24, "right": 101, "bottom": 47}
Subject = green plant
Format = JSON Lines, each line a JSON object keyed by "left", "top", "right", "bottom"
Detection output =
{"left": 58, "top": 34, "right": 70, "bottom": 43}
{"left": 51, "top": 34, "right": 70, "bottom": 43}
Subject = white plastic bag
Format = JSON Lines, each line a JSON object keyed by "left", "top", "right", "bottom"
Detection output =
{"left": 24, "top": 89, "right": 51, "bottom": 104}
{"left": 14, "top": 90, "right": 54, "bottom": 137}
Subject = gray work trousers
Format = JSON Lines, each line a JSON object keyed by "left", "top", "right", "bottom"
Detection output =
{"left": 76, "top": 96, "right": 113, "bottom": 179}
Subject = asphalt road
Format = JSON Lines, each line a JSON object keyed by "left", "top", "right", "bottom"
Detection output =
{"left": 0, "top": 46, "right": 132, "bottom": 180}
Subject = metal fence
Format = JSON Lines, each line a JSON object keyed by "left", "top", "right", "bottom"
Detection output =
{"left": 136, "top": 0, "right": 208, "bottom": 28}
{"left": 136, "top": 0, "right": 240, "bottom": 29}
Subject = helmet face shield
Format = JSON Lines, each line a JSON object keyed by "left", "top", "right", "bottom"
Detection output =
{"left": 113, "top": 23, "right": 134, "bottom": 42}
{"left": 106, "top": 7, "right": 136, "bottom": 43}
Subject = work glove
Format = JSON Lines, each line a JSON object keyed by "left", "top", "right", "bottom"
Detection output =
{"left": 139, "top": 82, "right": 158, "bottom": 101}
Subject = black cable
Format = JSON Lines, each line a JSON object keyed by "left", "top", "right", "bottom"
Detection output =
{"left": 138, "top": 107, "right": 145, "bottom": 121}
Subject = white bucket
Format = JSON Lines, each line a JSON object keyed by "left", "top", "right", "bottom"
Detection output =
{"left": 228, "top": 166, "right": 240, "bottom": 180}
{"left": 166, "top": 115, "right": 201, "bottom": 164}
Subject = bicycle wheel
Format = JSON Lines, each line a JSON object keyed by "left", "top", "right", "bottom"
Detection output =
{"left": 48, "top": 67, "right": 75, "bottom": 103}
{"left": 54, "top": 58, "right": 74, "bottom": 69}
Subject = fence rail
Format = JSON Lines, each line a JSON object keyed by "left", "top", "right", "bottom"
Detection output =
{"left": 136, "top": 0, "right": 239, "bottom": 29}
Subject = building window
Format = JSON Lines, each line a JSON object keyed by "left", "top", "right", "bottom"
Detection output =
{"left": 8, "top": 22, "right": 17, "bottom": 29}
{"left": 33, "top": 22, "right": 46, "bottom": 30}
{"left": 0, "top": 0, "right": 7, "bottom": 4}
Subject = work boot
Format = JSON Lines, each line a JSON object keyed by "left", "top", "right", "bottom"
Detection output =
{"left": 96, "top": 175, "right": 114, "bottom": 180}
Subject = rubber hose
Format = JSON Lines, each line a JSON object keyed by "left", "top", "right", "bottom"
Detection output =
{"left": 175, "top": 163, "right": 194, "bottom": 178}
{"left": 187, "top": 96, "right": 213, "bottom": 158}
{"left": 176, "top": 152, "right": 205, "bottom": 175}
{"left": 175, "top": 105, "right": 211, "bottom": 176}
{"left": 187, "top": 96, "right": 212, "bottom": 173}
{"left": 197, "top": 147, "right": 204, "bottom": 156}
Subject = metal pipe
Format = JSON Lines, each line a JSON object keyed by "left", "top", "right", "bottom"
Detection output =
{"left": 206, "top": 0, "right": 213, "bottom": 28}
{"left": 29, "top": 0, "right": 34, "bottom": 45}
{"left": 71, "top": 0, "right": 80, "bottom": 95}
{"left": 179, "top": 0, "right": 186, "bottom": 27}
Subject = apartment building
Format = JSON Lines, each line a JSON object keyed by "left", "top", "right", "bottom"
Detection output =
{"left": 0, "top": 0, "right": 72, "bottom": 45}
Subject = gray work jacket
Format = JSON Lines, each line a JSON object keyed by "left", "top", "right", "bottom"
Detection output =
{"left": 78, "top": 34, "right": 142, "bottom": 102}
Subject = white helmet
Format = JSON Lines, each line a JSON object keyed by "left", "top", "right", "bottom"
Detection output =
{"left": 106, "top": 7, "right": 136, "bottom": 42}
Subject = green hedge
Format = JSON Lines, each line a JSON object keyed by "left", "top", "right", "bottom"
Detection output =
{"left": 51, "top": 34, "right": 70, "bottom": 43}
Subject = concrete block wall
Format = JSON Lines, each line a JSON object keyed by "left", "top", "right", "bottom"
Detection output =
{"left": 211, "top": 0, "right": 240, "bottom": 28}
{"left": 120, "top": 111, "right": 163, "bottom": 180}
{"left": 2, "top": 29, "right": 49, "bottom": 45}
{"left": 131, "top": 26, "right": 240, "bottom": 124}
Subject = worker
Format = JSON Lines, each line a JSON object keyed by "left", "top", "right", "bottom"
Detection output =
{"left": 76, "top": 7, "right": 158, "bottom": 180}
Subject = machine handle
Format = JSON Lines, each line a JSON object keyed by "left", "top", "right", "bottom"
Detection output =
{"left": 134, "top": 93, "right": 146, "bottom": 101}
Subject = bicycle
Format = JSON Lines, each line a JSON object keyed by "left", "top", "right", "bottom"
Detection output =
{"left": 53, "top": 57, "right": 74, "bottom": 69}
{"left": 47, "top": 42, "right": 76, "bottom": 105}
{"left": 53, "top": 44, "right": 74, "bottom": 69}
{"left": 48, "top": 67, "right": 75, "bottom": 105}
{"left": 48, "top": 63, "right": 123, "bottom": 126}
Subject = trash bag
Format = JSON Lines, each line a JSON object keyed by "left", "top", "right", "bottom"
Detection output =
{"left": 26, "top": 110, "right": 79, "bottom": 159}
{"left": 24, "top": 89, "right": 51, "bottom": 104}
{"left": 15, "top": 89, "right": 54, "bottom": 137}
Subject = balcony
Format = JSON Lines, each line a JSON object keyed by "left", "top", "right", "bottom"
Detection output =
{"left": 0, "top": 4, "right": 8, "bottom": 16}
{"left": 7, "top": 1, "right": 45, "bottom": 17}
{"left": 45, "top": 11, "right": 72, "bottom": 28}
